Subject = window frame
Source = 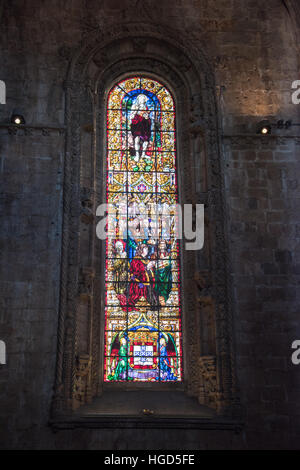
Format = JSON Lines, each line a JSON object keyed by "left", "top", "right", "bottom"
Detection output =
{"left": 50, "top": 24, "right": 241, "bottom": 429}
{"left": 100, "top": 74, "right": 185, "bottom": 391}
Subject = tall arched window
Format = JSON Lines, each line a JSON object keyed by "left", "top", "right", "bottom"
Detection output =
{"left": 104, "top": 77, "right": 182, "bottom": 382}
{"left": 52, "top": 27, "right": 239, "bottom": 423}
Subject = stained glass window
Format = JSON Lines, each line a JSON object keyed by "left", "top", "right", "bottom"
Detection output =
{"left": 104, "top": 77, "right": 182, "bottom": 382}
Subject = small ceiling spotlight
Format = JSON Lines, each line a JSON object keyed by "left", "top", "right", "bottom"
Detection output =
{"left": 11, "top": 109, "right": 25, "bottom": 125}
{"left": 256, "top": 120, "right": 271, "bottom": 135}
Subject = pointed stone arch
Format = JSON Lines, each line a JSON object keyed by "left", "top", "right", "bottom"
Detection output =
{"left": 51, "top": 22, "right": 241, "bottom": 428}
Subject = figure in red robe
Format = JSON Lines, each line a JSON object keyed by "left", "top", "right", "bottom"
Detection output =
{"left": 129, "top": 94, "right": 151, "bottom": 163}
{"left": 117, "top": 243, "right": 157, "bottom": 311}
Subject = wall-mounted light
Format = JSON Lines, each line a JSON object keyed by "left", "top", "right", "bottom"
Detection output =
{"left": 256, "top": 120, "right": 272, "bottom": 135}
{"left": 10, "top": 109, "right": 25, "bottom": 125}
{"left": 256, "top": 119, "right": 299, "bottom": 135}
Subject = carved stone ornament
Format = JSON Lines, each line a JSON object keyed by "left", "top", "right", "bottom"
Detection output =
{"left": 51, "top": 21, "right": 241, "bottom": 429}
{"left": 198, "top": 356, "right": 218, "bottom": 408}
{"left": 78, "top": 267, "right": 95, "bottom": 301}
{"left": 80, "top": 187, "right": 94, "bottom": 225}
{"left": 73, "top": 354, "right": 92, "bottom": 409}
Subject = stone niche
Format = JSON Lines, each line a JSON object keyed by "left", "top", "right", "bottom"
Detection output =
{"left": 51, "top": 22, "right": 241, "bottom": 431}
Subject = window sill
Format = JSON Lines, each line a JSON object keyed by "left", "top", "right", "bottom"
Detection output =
{"left": 50, "top": 391, "right": 243, "bottom": 432}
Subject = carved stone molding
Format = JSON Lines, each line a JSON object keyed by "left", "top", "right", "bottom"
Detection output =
{"left": 80, "top": 187, "right": 94, "bottom": 225}
{"left": 0, "top": 124, "right": 66, "bottom": 136}
{"left": 51, "top": 21, "right": 240, "bottom": 426}
{"left": 78, "top": 267, "right": 95, "bottom": 301}
{"left": 222, "top": 133, "right": 300, "bottom": 146}
{"left": 198, "top": 356, "right": 220, "bottom": 410}
{"left": 73, "top": 354, "right": 92, "bottom": 410}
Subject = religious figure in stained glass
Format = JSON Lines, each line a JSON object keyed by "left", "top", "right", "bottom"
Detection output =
{"left": 155, "top": 240, "right": 172, "bottom": 306}
{"left": 104, "top": 77, "right": 182, "bottom": 382}
{"left": 129, "top": 94, "right": 152, "bottom": 163}
{"left": 112, "top": 241, "right": 128, "bottom": 295}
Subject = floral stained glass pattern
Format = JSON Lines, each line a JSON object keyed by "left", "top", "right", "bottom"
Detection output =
{"left": 104, "top": 77, "right": 182, "bottom": 382}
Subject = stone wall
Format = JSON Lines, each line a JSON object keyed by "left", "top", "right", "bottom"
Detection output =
{"left": 0, "top": 0, "right": 299, "bottom": 449}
